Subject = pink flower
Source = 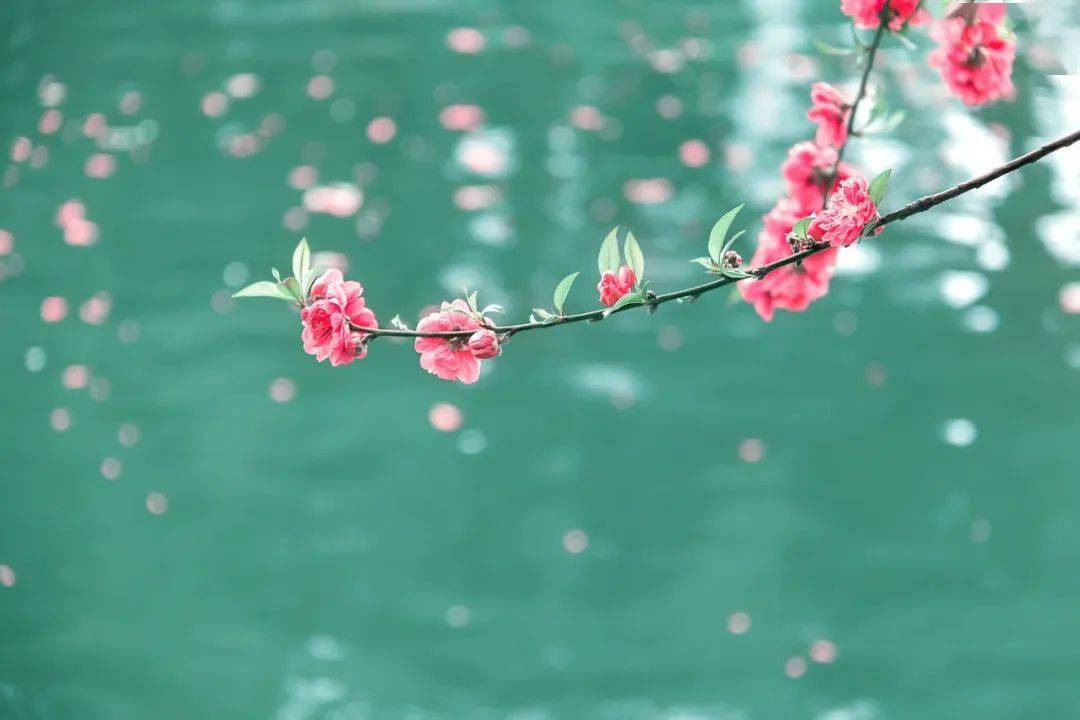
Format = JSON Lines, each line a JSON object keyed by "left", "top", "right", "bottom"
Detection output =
{"left": 840, "top": 0, "right": 930, "bottom": 31}
{"left": 467, "top": 328, "right": 501, "bottom": 359}
{"left": 300, "top": 269, "right": 377, "bottom": 367}
{"left": 414, "top": 300, "right": 488, "bottom": 383}
{"left": 807, "top": 175, "right": 880, "bottom": 248}
{"left": 928, "top": 3, "right": 1015, "bottom": 107}
{"left": 597, "top": 266, "right": 637, "bottom": 307}
{"left": 738, "top": 231, "right": 838, "bottom": 322}
{"left": 763, "top": 196, "right": 815, "bottom": 241}
{"left": 807, "top": 83, "right": 850, "bottom": 148}
{"left": 781, "top": 142, "right": 852, "bottom": 211}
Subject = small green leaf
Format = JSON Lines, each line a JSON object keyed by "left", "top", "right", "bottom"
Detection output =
{"left": 870, "top": 110, "right": 906, "bottom": 135}
{"left": 282, "top": 277, "right": 304, "bottom": 303}
{"left": 792, "top": 217, "right": 812, "bottom": 239}
{"left": 868, "top": 169, "right": 892, "bottom": 206}
{"left": 598, "top": 227, "right": 620, "bottom": 274}
{"left": 893, "top": 31, "right": 917, "bottom": 51}
{"left": 690, "top": 257, "right": 716, "bottom": 269}
{"left": 466, "top": 290, "right": 478, "bottom": 313}
{"left": 302, "top": 265, "right": 328, "bottom": 297}
{"left": 722, "top": 229, "right": 747, "bottom": 256}
{"left": 292, "top": 238, "right": 311, "bottom": 286}
{"left": 814, "top": 40, "right": 854, "bottom": 56}
{"left": 532, "top": 308, "right": 558, "bottom": 323}
{"left": 624, "top": 232, "right": 645, "bottom": 282}
{"left": 720, "top": 267, "right": 754, "bottom": 280}
{"left": 603, "top": 291, "right": 643, "bottom": 317}
{"left": 553, "top": 272, "right": 580, "bottom": 315}
{"left": 708, "top": 204, "right": 744, "bottom": 263}
{"left": 271, "top": 267, "right": 282, "bottom": 283}
{"left": 867, "top": 96, "right": 889, "bottom": 125}
{"left": 232, "top": 281, "right": 297, "bottom": 301}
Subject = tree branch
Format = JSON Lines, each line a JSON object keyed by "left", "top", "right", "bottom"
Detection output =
{"left": 351, "top": 127, "right": 1080, "bottom": 340}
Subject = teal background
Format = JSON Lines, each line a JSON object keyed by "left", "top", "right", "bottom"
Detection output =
{"left": 2, "top": 1, "right": 1079, "bottom": 718}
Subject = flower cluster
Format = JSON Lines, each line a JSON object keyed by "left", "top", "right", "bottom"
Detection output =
{"left": 739, "top": 206, "right": 838, "bottom": 323}
{"left": 840, "top": 0, "right": 929, "bottom": 31}
{"left": 739, "top": 77, "right": 874, "bottom": 322}
{"left": 414, "top": 300, "right": 500, "bottom": 384}
{"left": 928, "top": 2, "right": 1015, "bottom": 107}
{"left": 300, "top": 269, "right": 377, "bottom": 367}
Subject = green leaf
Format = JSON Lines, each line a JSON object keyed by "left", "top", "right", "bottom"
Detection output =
{"left": 814, "top": 40, "right": 854, "bottom": 56}
{"left": 532, "top": 308, "right": 558, "bottom": 323}
{"left": 292, "top": 238, "right": 311, "bottom": 286}
{"left": 466, "top": 290, "right": 478, "bottom": 313}
{"left": 893, "top": 31, "right": 917, "bottom": 51}
{"left": 868, "top": 169, "right": 892, "bottom": 206}
{"left": 271, "top": 267, "right": 282, "bottom": 283}
{"left": 867, "top": 96, "right": 889, "bottom": 125}
{"left": 282, "top": 277, "right": 304, "bottom": 303}
{"left": 792, "top": 217, "right": 812, "bottom": 239}
{"left": 232, "top": 281, "right": 297, "bottom": 301}
{"left": 603, "top": 291, "right": 643, "bottom": 317}
{"left": 722, "top": 229, "right": 747, "bottom": 256}
{"left": 720, "top": 267, "right": 754, "bottom": 280}
{"left": 597, "top": 227, "right": 620, "bottom": 274}
{"left": 553, "top": 272, "right": 580, "bottom": 315}
{"left": 872, "top": 110, "right": 906, "bottom": 135}
{"left": 624, "top": 232, "right": 645, "bottom": 281}
{"left": 302, "top": 264, "right": 328, "bottom": 297}
{"left": 708, "top": 204, "right": 744, "bottom": 263}
{"left": 690, "top": 257, "right": 716, "bottom": 269}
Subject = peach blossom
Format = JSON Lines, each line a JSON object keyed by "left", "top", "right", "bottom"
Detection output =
{"left": 807, "top": 175, "right": 880, "bottom": 247}
{"left": 414, "top": 300, "right": 485, "bottom": 383}
{"left": 467, "top": 328, "right": 500, "bottom": 359}
{"left": 738, "top": 231, "right": 837, "bottom": 321}
{"left": 928, "top": 3, "right": 1015, "bottom": 106}
{"left": 300, "top": 269, "right": 377, "bottom": 367}
{"left": 781, "top": 142, "right": 851, "bottom": 211}
{"left": 807, "top": 82, "right": 850, "bottom": 148}
{"left": 840, "top": 0, "right": 929, "bottom": 31}
{"left": 597, "top": 266, "right": 637, "bottom": 307}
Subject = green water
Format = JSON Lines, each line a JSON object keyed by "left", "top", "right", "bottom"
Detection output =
{"left": 2, "top": 1, "right": 1079, "bottom": 718}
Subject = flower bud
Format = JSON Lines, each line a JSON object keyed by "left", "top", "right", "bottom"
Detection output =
{"left": 467, "top": 328, "right": 500, "bottom": 359}
{"left": 722, "top": 250, "right": 743, "bottom": 268}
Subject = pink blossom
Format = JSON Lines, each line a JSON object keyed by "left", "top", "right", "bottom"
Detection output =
{"left": 414, "top": 300, "right": 488, "bottom": 384}
{"left": 738, "top": 231, "right": 838, "bottom": 321}
{"left": 928, "top": 3, "right": 1015, "bottom": 106}
{"left": 300, "top": 269, "right": 377, "bottom": 367}
{"left": 807, "top": 83, "right": 850, "bottom": 148}
{"left": 597, "top": 266, "right": 637, "bottom": 307}
{"left": 807, "top": 175, "right": 880, "bottom": 248}
{"left": 781, "top": 142, "right": 851, "bottom": 212}
{"left": 763, "top": 196, "right": 815, "bottom": 241}
{"left": 840, "top": 0, "right": 929, "bottom": 31}
{"left": 467, "top": 328, "right": 500, "bottom": 359}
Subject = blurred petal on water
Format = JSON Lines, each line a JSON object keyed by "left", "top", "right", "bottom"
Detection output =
{"left": 446, "top": 27, "right": 485, "bottom": 55}
{"left": 429, "top": 403, "right": 463, "bottom": 432}
{"left": 41, "top": 296, "right": 68, "bottom": 323}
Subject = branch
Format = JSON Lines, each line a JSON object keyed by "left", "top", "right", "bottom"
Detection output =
{"left": 352, "top": 127, "right": 1080, "bottom": 340}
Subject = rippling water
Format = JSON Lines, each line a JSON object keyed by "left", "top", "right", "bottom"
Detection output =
{"left": 1, "top": 1, "right": 1079, "bottom": 718}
